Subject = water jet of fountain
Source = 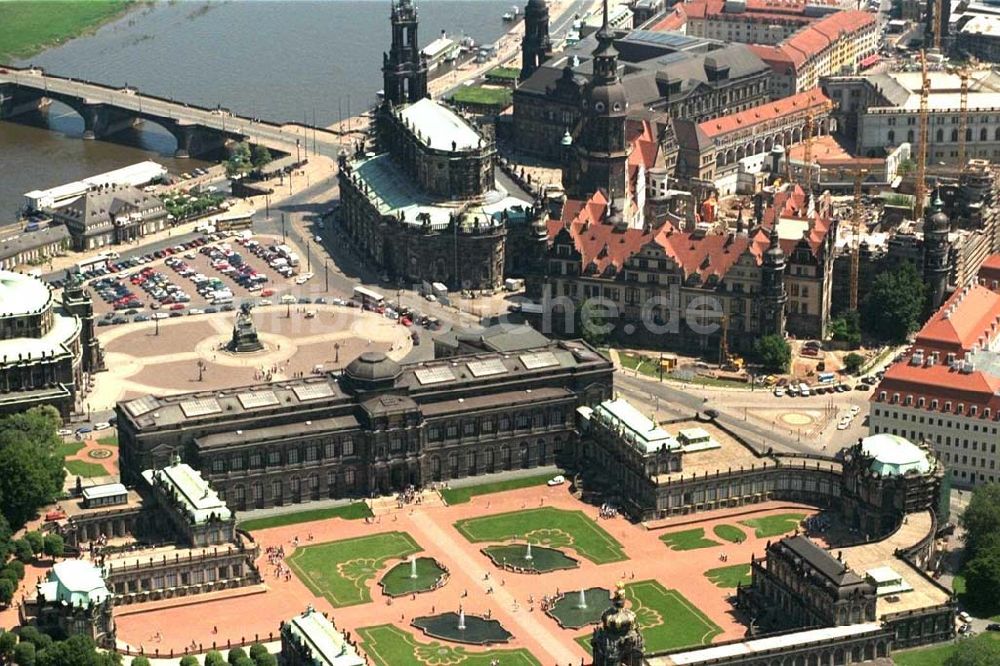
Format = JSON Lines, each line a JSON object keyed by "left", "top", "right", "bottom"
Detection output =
{"left": 577, "top": 588, "right": 588, "bottom": 609}
{"left": 524, "top": 542, "right": 533, "bottom": 561}
{"left": 458, "top": 606, "right": 466, "bottom": 631}
{"left": 410, "top": 556, "right": 418, "bottom": 579}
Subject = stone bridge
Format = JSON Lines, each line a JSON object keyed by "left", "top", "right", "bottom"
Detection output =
{"left": 0, "top": 66, "right": 345, "bottom": 159}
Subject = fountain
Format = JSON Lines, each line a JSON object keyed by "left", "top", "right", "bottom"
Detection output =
{"left": 409, "top": 556, "right": 418, "bottom": 579}
{"left": 458, "top": 607, "right": 466, "bottom": 631}
{"left": 524, "top": 542, "right": 533, "bottom": 561}
{"left": 577, "top": 588, "right": 588, "bottom": 609}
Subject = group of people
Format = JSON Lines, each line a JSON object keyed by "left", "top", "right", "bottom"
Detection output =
{"left": 395, "top": 484, "right": 422, "bottom": 509}
{"left": 265, "top": 543, "right": 293, "bottom": 581}
{"left": 598, "top": 502, "right": 620, "bottom": 520}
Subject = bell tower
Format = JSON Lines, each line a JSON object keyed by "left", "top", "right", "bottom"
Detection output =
{"left": 923, "top": 189, "right": 952, "bottom": 314}
{"left": 570, "top": 0, "right": 630, "bottom": 202}
{"left": 382, "top": 0, "right": 428, "bottom": 106}
{"left": 759, "top": 224, "right": 788, "bottom": 337}
{"left": 521, "top": 0, "right": 553, "bottom": 81}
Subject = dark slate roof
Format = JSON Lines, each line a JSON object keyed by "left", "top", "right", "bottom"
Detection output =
{"left": 780, "top": 535, "right": 865, "bottom": 587}
{"left": 454, "top": 323, "right": 552, "bottom": 353}
{"left": 0, "top": 225, "right": 70, "bottom": 261}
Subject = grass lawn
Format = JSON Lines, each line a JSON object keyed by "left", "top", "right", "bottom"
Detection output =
{"left": 576, "top": 580, "right": 722, "bottom": 653}
{"left": 0, "top": 1, "right": 131, "bottom": 61}
{"left": 440, "top": 473, "right": 554, "bottom": 505}
{"left": 485, "top": 66, "right": 520, "bottom": 81}
{"left": 705, "top": 563, "right": 752, "bottom": 588}
{"left": 287, "top": 531, "right": 420, "bottom": 607}
{"left": 739, "top": 513, "right": 807, "bottom": 538}
{"left": 239, "top": 502, "right": 372, "bottom": 531}
{"left": 713, "top": 524, "right": 747, "bottom": 543}
{"left": 358, "top": 625, "right": 540, "bottom": 666}
{"left": 893, "top": 633, "right": 1000, "bottom": 666}
{"left": 97, "top": 434, "right": 118, "bottom": 447}
{"left": 659, "top": 528, "right": 720, "bottom": 551}
{"left": 952, "top": 573, "right": 1000, "bottom": 621}
{"left": 449, "top": 85, "right": 513, "bottom": 108}
{"left": 64, "top": 460, "right": 108, "bottom": 477}
{"left": 55, "top": 441, "right": 85, "bottom": 458}
{"left": 453, "top": 507, "right": 627, "bottom": 565}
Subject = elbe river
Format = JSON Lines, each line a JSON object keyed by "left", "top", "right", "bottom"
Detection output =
{"left": 0, "top": 0, "right": 512, "bottom": 219}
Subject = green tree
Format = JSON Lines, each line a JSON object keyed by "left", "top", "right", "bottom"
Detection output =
{"left": 42, "top": 533, "right": 63, "bottom": 559}
{"left": 233, "top": 658, "right": 254, "bottom": 666}
{"left": 248, "top": 644, "right": 268, "bottom": 661}
{"left": 13, "top": 539, "right": 33, "bottom": 563}
{"left": 961, "top": 483, "right": 1000, "bottom": 559}
{"left": 34, "top": 634, "right": 106, "bottom": 666}
{"left": 861, "top": 261, "right": 926, "bottom": 342}
{"left": 16, "top": 626, "right": 52, "bottom": 650}
{"left": 0, "top": 568, "right": 18, "bottom": 585}
{"left": 226, "top": 142, "right": 252, "bottom": 178}
{"left": 14, "top": 641, "right": 36, "bottom": 666}
{"left": 250, "top": 145, "right": 272, "bottom": 169}
{"left": 896, "top": 158, "right": 916, "bottom": 176}
{"left": 23, "top": 532, "right": 43, "bottom": 555}
{"left": 227, "top": 647, "right": 247, "bottom": 665}
{"left": 963, "top": 545, "right": 1000, "bottom": 614}
{"left": 130, "top": 658, "right": 150, "bottom": 666}
{"left": 943, "top": 635, "right": 1000, "bottom": 666}
{"left": 253, "top": 654, "right": 277, "bottom": 666}
{"left": 753, "top": 335, "right": 791, "bottom": 373}
{"left": 0, "top": 578, "right": 15, "bottom": 606}
{"left": 843, "top": 352, "right": 865, "bottom": 375}
{"left": 179, "top": 657, "right": 199, "bottom": 666}
{"left": 205, "top": 650, "right": 226, "bottom": 666}
{"left": 0, "top": 630, "right": 16, "bottom": 658}
{"left": 5, "top": 559, "right": 25, "bottom": 580}
{"left": 0, "top": 408, "right": 66, "bottom": 529}
{"left": 579, "top": 298, "right": 613, "bottom": 347}
{"left": 829, "top": 311, "right": 861, "bottom": 348}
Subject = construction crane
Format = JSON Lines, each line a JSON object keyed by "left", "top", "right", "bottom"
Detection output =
{"left": 958, "top": 67, "right": 970, "bottom": 172}
{"left": 849, "top": 168, "right": 868, "bottom": 312}
{"left": 803, "top": 113, "right": 815, "bottom": 193}
{"left": 915, "top": 50, "right": 930, "bottom": 221}
{"left": 932, "top": 0, "right": 943, "bottom": 50}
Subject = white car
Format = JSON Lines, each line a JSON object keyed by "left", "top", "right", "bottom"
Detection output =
{"left": 849, "top": 405, "right": 861, "bottom": 416}
{"left": 773, "top": 387, "right": 785, "bottom": 397}
{"left": 294, "top": 276, "right": 309, "bottom": 285}
{"left": 259, "top": 299, "right": 273, "bottom": 306}
{"left": 547, "top": 475, "right": 566, "bottom": 486}
{"left": 280, "top": 294, "right": 297, "bottom": 304}
{"left": 152, "top": 312, "right": 169, "bottom": 320}
{"left": 837, "top": 419, "right": 850, "bottom": 430}
{"left": 57, "top": 428, "right": 74, "bottom": 437}
{"left": 93, "top": 422, "right": 112, "bottom": 431}
{"left": 314, "top": 235, "right": 323, "bottom": 242}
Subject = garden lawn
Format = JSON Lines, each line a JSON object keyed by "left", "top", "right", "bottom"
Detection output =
{"left": 239, "top": 502, "right": 372, "bottom": 531}
{"left": 358, "top": 625, "right": 541, "bottom": 666}
{"left": 713, "top": 524, "right": 747, "bottom": 543}
{"left": 0, "top": 1, "right": 131, "bottom": 61}
{"left": 97, "top": 434, "right": 118, "bottom": 447}
{"left": 893, "top": 632, "right": 1000, "bottom": 666}
{"left": 659, "top": 528, "right": 720, "bottom": 551}
{"left": 55, "top": 441, "right": 85, "bottom": 458}
{"left": 440, "top": 473, "right": 553, "bottom": 505}
{"left": 705, "top": 563, "right": 752, "bottom": 588}
{"left": 739, "top": 513, "right": 807, "bottom": 538}
{"left": 64, "top": 460, "right": 108, "bottom": 477}
{"left": 453, "top": 507, "right": 626, "bottom": 564}
{"left": 287, "top": 531, "right": 420, "bottom": 607}
{"left": 576, "top": 580, "right": 722, "bottom": 653}
{"left": 449, "top": 85, "right": 512, "bottom": 107}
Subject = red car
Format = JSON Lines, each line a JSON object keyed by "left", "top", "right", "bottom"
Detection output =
{"left": 169, "top": 303, "right": 185, "bottom": 311}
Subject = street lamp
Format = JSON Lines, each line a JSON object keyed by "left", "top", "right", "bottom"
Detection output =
{"left": 324, "top": 259, "right": 329, "bottom": 292}
{"left": 197, "top": 360, "right": 206, "bottom": 382}
{"left": 334, "top": 342, "right": 341, "bottom": 364}
{"left": 306, "top": 242, "right": 311, "bottom": 272}
{"left": 281, "top": 213, "right": 286, "bottom": 243}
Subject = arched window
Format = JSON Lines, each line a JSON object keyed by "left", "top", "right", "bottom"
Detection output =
{"left": 982, "top": 127, "right": 988, "bottom": 141}
{"left": 887, "top": 130, "right": 895, "bottom": 144}
{"left": 994, "top": 127, "right": 1000, "bottom": 141}
{"left": 951, "top": 129, "right": 959, "bottom": 142}
{"left": 936, "top": 128, "right": 944, "bottom": 142}
{"left": 907, "top": 130, "right": 915, "bottom": 143}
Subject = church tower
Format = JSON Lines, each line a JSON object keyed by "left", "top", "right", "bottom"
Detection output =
{"left": 923, "top": 189, "right": 952, "bottom": 314}
{"left": 521, "top": 0, "right": 553, "bottom": 81}
{"left": 759, "top": 224, "right": 788, "bottom": 337}
{"left": 591, "top": 583, "right": 645, "bottom": 665}
{"left": 570, "top": 0, "right": 631, "bottom": 203}
{"left": 382, "top": 0, "right": 428, "bottom": 106}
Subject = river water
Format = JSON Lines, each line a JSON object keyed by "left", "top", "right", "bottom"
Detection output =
{"left": 0, "top": 0, "right": 514, "bottom": 219}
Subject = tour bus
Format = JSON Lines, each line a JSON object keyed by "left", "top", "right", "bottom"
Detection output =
{"left": 353, "top": 286, "right": 385, "bottom": 309}
{"left": 75, "top": 253, "right": 112, "bottom": 275}
{"left": 818, "top": 372, "right": 835, "bottom": 384}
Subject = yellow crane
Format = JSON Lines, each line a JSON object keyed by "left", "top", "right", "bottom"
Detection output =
{"left": 849, "top": 168, "right": 867, "bottom": 312}
{"left": 932, "top": 0, "right": 943, "bottom": 50}
{"left": 915, "top": 50, "right": 930, "bottom": 221}
{"left": 958, "top": 67, "right": 970, "bottom": 172}
{"left": 803, "top": 113, "right": 815, "bottom": 192}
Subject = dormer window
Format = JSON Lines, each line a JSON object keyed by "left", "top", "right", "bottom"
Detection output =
{"left": 931, "top": 399, "right": 939, "bottom": 410}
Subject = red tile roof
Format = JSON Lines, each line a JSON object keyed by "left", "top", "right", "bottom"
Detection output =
{"left": 748, "top": 44, "right": 805, "bottom": 72}
{"left": 750, "top": 10, "right": 875, "bottom": 77}
{"left": 651, "top": 5, "right": 687, "bottom": 31}
{"left": 698, "top": 88, "right": 832, "bottom": 139}
{"left": 913, "top": 285, "right": 1000, "bottom": 356}
{"left": 977, "top": 254, "right": 1000, "bottom": 289}
{"left": 874, "top": 361, "right": 1000, "bottom": 418}
{"left": 811, "top": 9, "right": 875, "bottom": 40}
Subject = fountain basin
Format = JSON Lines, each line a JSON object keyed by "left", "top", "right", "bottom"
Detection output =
{"left": 379, "top": 557, "right": 448, "bottom": 597}
{"left": 412, "top": 612, "right": 512, "bottom": 645}
{"left": 482, "top": 544, "right": 579, "bottom": 574}
{"left": 545, "top": 587, "right": 611, "bottom": 629}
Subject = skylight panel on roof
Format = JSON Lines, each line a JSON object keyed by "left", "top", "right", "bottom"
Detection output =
{"left": 292, "top": 384, "right": 335, "bottom": 401}
{"left": 125, "top": 395, "right": 158, "bottom": 417}
{"left": 237, "top": 391, "right": 279, "bottom": 409}
{"left": 467, "top": 358, "right": 508, "bottom": 377}
{"left": 415, "top": 366, "right": 456, "bottom": 385}
{"left": 520, "top": 351, "right": 560, "bottom": 370}
{"left": 179, "top": 398, "right": 222, "bottom": 418}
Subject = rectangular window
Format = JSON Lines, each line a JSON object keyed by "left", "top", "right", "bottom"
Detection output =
{"left": 212, "top": 458, "right": 225, "bottom": 473}
{"left": 250, "top": 452, "right": 262, "bottom": 468}
{"left": 343, "top": 439, "right": 355, "bottom": 456}
{"left": 268, "top": 450, "right": 281, "bottom": 465}
{"left": 287, "top": 448, "right": 299, "bottom": 464}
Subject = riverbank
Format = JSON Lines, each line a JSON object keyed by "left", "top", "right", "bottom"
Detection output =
{"left": 0, "top": 0, "right": 135, "bottom": 63}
